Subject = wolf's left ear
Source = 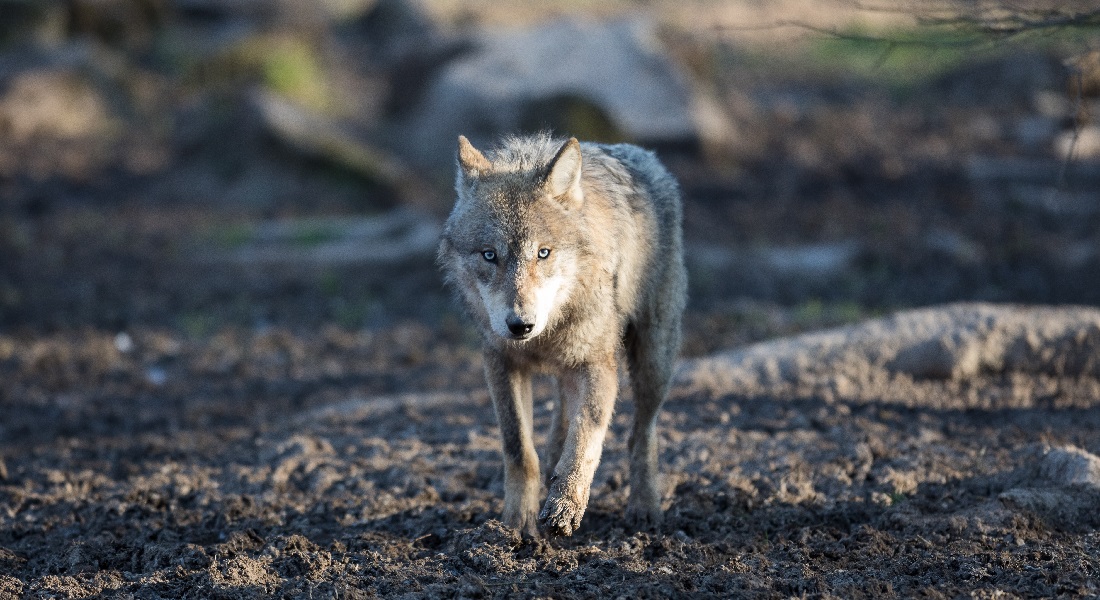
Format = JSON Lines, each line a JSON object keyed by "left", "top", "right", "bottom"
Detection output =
{"left": 457, "top": 135, "right": 491, "bottom": 179}
{"left": 545, "top": 138, "right": 583, "bottom": 209}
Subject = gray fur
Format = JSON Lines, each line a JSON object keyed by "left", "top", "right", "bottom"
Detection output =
{"left": 439, "top": 133, "right": 687, "bottom": 536}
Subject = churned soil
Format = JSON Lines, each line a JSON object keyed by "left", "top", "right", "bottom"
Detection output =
{"left": 2, "top": 311, "right": 1099, "bottom": 598}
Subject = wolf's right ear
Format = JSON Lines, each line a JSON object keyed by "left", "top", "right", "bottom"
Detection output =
{"left": 457, "top": 135, "right": 491, "bottom": 179}
{"left": 545, "top": 138, "right": 583, "bottom": 209}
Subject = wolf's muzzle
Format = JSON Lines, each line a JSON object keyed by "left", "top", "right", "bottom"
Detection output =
{"left": 506, "top": 315, "right": 535, "bottom": 338}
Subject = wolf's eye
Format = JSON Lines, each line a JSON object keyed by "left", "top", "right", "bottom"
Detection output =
{"left": 481, "top": 250, "right": 496, "bottom": 262}
{"left": 537, "top": 248, "right": 551, "bottom": 259}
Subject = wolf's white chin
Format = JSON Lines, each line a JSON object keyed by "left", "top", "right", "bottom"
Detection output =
{"left": 478, "top": 275, "right": 568, "bottom": 341}
{"left": 533, "top": 276, "right": 566, "bottom": 327}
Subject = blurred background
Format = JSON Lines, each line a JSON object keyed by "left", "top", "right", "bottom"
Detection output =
{"left": 0, "top": 0, "right": 1097, "bottom": 353}
{"left": 3, "top": 3, "right": 1100, "bottom": 593}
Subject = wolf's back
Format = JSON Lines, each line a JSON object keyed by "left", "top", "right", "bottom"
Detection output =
{"left": 593, "top": 142, "right": 683, "bottom": 245}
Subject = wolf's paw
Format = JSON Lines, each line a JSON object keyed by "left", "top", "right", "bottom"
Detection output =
{"left": 502, "top": 491, "right": 542, "bottom": 538}
{"left": 625, "top": 500, "right": 664, "bottom": 531}
{"left": 538, "top": 489, "right": 586, "bottom": 536}
{"left": 502, "top": 507, "right": 540, "bottom": 538}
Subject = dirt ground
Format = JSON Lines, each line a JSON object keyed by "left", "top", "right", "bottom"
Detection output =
{"left": 2, "top": 323, "right": 1100, "bottom": 598}
{"left": 2, "top": 1, "right": 1100, "bottom": 598}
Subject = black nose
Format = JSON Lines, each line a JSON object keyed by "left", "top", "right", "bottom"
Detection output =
{"left": 506, "top": 316, "right": 534, "bottom": 337}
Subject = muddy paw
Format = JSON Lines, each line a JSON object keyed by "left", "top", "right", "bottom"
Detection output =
{"left": 502, "top": 504, "right": 540, "bottom": 538}
{"left": 538, "top": 492, "right": 585, "bottom": 536}
{"left": 625, "top": 501, "right": 664, "bottom": 531}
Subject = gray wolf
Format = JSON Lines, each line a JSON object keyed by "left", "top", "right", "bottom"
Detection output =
{"left": 438, "top": 133, "right": 686, "bottom": 536}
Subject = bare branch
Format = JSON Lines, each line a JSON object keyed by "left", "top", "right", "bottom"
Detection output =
{"left": 716, "top": 5, "right": 1100, "bottom": 47}
{"left": 923, "top": 8, "right": 1100, "bottom": 36}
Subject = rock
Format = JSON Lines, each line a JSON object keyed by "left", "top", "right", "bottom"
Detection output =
{"left": 1066, "top": 49, "right": 1100, "bottom": 98}
{"left": 1035, "top": 445, "right": 1100, "bottom": 488}
{"left": 352, "top": 0, "right": 446, "bottom": 66}
{"left": 392, "top": 18, "right": 732, "bottom": 170}
{"left": 251, "top": 89, "right": 439, "bottom": 209}
{"left": 176, "top": 0, "right": 374, "bottom": 24}
{"left": 1056, "top": 125, "right": 1100, "bottom": 159}
{"left": 0, "top": 0, "right": 68, "bottom": 46}
{"left": 677, "top": 303, "right": 1100, "bottom": 408}
{"left": 174, "top": 0, "right": 274, "bottom": 20}
{"left": 0, "top": 68, "right": 116, "bottom": 142}
{"left": 66, "top": 0, "right": 168, "bottom": 48}
{"left": 966, "top": 155, "right": 1100, "bottom": 185}
{"left": 922, "top": 228, "right": 984, "bottom": 265}
{"left": 758, "top": 242, "right": 861, "bottom": 280}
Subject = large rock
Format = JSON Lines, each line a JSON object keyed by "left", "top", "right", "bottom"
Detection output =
{"left": 0, "top": 68, "right": 116, "bottom": 142}
{"left": 391, "top": 18, "right": 730, "bottom": 170}
{"left": 677, "top": 303, "right": 1100, "bottom": 409}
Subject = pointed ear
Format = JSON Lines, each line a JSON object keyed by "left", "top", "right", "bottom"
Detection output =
{"left": 457, "top": 135, "right": 491, "bottom": 178}
{"left": 545, "top": 138, "right": 583, "bottom": 208}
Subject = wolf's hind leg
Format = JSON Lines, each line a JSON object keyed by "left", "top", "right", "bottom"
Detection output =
{"left": 544, "top": 377, "right": 569, "bottom": 487}
{"left": 624, "top": 315, "right": 680, "bottom": 529}
{"left": 484, "top": 353, "right": 541, "bottom": 537}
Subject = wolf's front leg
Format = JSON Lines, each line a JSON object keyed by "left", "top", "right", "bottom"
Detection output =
{"left": 484, "top": 352, "right": 541, "bottom": 537}
{"left": 539, "top": 359, "right": 618, "bottom": 536}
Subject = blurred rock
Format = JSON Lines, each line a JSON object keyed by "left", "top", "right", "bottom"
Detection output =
{"left": 1056, "top": 125, "right": 1100, "bottom": 159}
{"left": 251, "top": 89, "right": 437, "bottom": 209}
{"left": 759, "top": 242, "right": 860, "bottom": 279}
{"left": 176, "top": 0, "right": 374, "bottom": 24}
{"left": 1034, "top": 445, "right": 1100, "bottom": 488}
{"left": 935, "top": 51, "right": 1064, "bottom": 107}
{"left": 175, "top": 0, "right": 274, "bottom": 20}
{"left": 1013, "top": 115, "right": 1056, "bottom": 149}
{"left": 1032, "top": 90, "right": 1072, "bottom": 119}
{"left": 686, "top": 241, "right": 862, "bottom": 306}
{"left": 392, "top": 18, "right": 732, "bottom": 170}
{"left": 678, "top": 303, "right": 1100, "bottom": 407}
{"left": 1066, "top": 49, "right": 1100, "bottom": 99}
{"left": 691, "top": 241, "right": 861, "bottom": 281}
{"left": 0, "top": 0, "right": 68, "bottom": 46}
{"left": 923, "top": 228, "right": 984, "bottom": 265}
{"left": 0, "top": 68, "right": 116, "bottom": 142}
{"left": 1007, "top": 186, "right": 1100, "bottom": 219}
{"left": 352, "top": 0, "right": 446, "bottom": 66}
{"left": 966, "top": 155, "right": 1100, "bottom": 185}
{"left": 351, "top": 0, "right": 475, "bottom": 119}
{"left": 66, "top": 0, "right": 168, "bottom": 49}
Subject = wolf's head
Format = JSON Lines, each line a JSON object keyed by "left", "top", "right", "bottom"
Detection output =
{"left": 438, "top": 134, "right": 587, "bottom": 342}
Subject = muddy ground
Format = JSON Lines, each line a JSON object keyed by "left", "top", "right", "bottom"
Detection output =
{"left": 2, "top": 320, "right": 1100, "bottom": 598}
{"left": 3, "top": 2, "right": 1100, "bottom": 598}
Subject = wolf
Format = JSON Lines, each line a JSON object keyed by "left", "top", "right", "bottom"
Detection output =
{"left": 438, "top": 133, "right": 686, "bottom": 536}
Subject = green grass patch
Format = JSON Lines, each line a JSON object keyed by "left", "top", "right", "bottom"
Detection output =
{"left": 289, "top": 223, "right": 339, "bottom": 248}
{"left": 207, "top": 223, "right": 254, "bottom": 249}
{"left": 792, "top": 299, "right": 868, "bottom": 331}
{"left": 156, "top": 30, "right": 332, "bottom": 113}
{"left": 888, "top": 490, "right": 909, "bottom": 506}
{"left": 736, "top": 21, "right": 1097, "bottom": 95}
{"left": 179, "top": 311, "right": 221, "bottom": 338}
{"left": 261, "top": 38, "right": 331, "bottom": 112}
{"left": 805, "top": 26, "right": 976, "bottom": 90}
